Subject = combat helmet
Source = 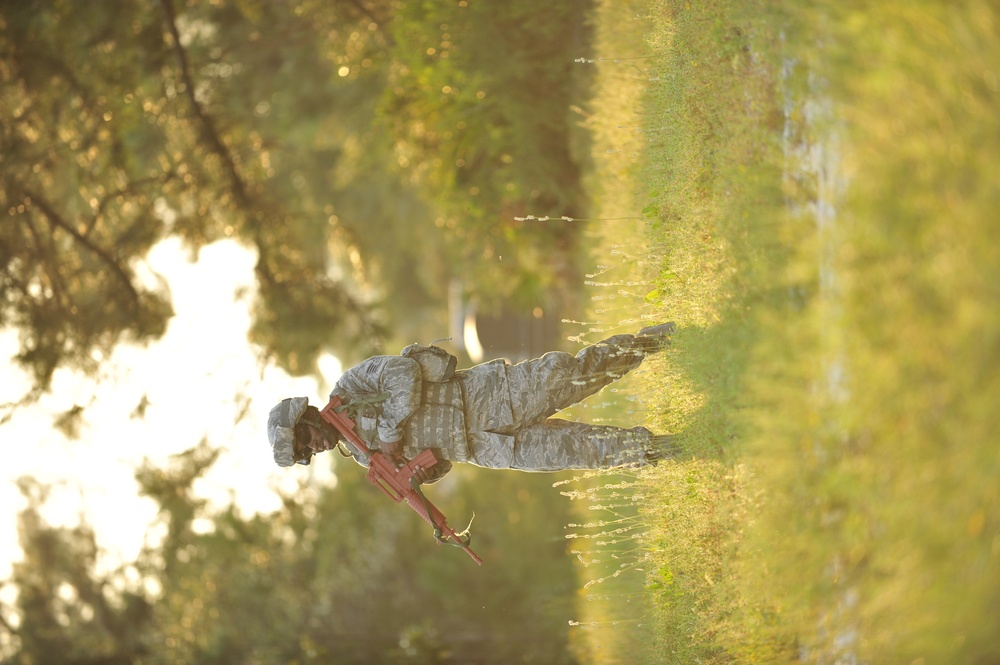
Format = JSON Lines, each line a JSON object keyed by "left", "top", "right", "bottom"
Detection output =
{"left": 266, "top": 396, "right": 311, "bottom": 467}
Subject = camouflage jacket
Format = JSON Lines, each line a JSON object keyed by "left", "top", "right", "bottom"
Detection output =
{"left": 330, "top": 355, "right": 515, "bottom": 469}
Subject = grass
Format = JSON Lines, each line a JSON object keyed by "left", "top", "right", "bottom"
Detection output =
{"left": 577, "top": 0, "right": 1000, "bottom": 663}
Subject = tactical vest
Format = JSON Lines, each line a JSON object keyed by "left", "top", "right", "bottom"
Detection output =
{"left": 401, "top": 378, "right": 471, "bottom": 462}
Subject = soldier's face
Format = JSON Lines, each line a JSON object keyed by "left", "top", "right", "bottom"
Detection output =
{"left": 293, "top": 422, "right": 336, "bottom": 462}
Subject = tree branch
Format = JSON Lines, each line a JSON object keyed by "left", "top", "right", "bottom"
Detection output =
{"left": 86, "top": 172, "right": 176, "bottom": 238}
{"left": 22, "top": 210, "right": 71, "bottom": 312}
{"left": 0, "top": 586, "right": 19, "bottom": 636}
{"left": 24, "top": 188, "right": 141, "bottom": 311}
{"left": 159, "top": 0, "right": 251, "bottom": 211}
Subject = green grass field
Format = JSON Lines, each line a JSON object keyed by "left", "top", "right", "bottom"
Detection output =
{"left": 574, "top": 1, "right": 1000, "bottom": 663}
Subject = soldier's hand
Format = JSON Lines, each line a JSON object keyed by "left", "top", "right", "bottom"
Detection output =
{"left": 411, "top": 463, "right": 432, "bottom": 484}
{"left": 377, "top": 437, "right": 402, "bottom": 457}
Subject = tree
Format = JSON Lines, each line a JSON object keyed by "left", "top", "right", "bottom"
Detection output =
{"left": 3, "top": 478, "right": 152, "bottom": 665}
{"left": 2, "top": 443, "right": 583, "bottom": 665}
{"left": 0, "top": 0, "right": 392, "bottom": 403}
{"left": 2, "top": 2, "right": 597, "bottom": 661}
{"left": 378, "top": 0, "right": 594, "bottom": 313}
{"left": 133, "top": 446, "right": 581, "bottom": 665}
{"left": 1, "top": 0, "right": 595, "bottom": 411}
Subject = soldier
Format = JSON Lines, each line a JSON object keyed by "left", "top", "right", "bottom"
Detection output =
{"left": 266, "top": 323, "right": 678, "bottom": 483}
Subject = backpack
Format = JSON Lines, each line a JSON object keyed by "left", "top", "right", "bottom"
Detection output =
{"left": 401, "top": 341, "right": 458, "bottom": 382}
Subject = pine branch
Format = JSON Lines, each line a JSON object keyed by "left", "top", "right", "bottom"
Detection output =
{"left": 23, "top": 188, "right": 141, "bottom": 312}
{"left": 159, "top": 0, "right": 251, "bottom": 211}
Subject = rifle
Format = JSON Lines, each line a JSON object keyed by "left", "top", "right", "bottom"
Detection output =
{"left": 319, "top": 394, "right": 483, "bottom": 565}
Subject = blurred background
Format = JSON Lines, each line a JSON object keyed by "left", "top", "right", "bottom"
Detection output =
{"left": 0, "top": 1, "right": 609, "bottom": 662}
{"left": 8, "top": 1, "right": 998, "bottom": 663}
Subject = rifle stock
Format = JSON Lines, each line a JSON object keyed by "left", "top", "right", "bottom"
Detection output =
{"left": 319, "top": 395, "right": 483, "bottom": 565}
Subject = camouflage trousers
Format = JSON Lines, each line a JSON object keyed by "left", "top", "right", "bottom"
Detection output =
{"left": 469, "top": 334, "right": 655, "bottom": 471}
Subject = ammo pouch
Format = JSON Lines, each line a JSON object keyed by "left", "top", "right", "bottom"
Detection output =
{"left": 401, "top": 343, "right": 458, "bottom": 382}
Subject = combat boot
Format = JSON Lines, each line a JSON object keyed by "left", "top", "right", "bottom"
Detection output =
{"left": 636, "top": 322, "right": 676, "bottom": 352}
{"left": 644, "top": 434, "right": 680, "bottom": 466}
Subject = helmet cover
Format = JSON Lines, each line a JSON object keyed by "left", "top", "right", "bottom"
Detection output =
{"left": 266, "top": 397, "right": 309, "bottom": 467}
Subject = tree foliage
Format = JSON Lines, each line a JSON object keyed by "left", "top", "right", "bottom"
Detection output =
{"left": 3, "top": 446, "right": 582, "bottom": 664}
{"left": 378, "top": 0, "right": 593, "bottom": 312}
{"left": 1, "top": 2, "right": 594, "bottom": 658}
{"left": 0, "top": 0, "right": 593, "bottom": 401}
{"left": 4, "top": 478, "right": 153, "bottom": 665}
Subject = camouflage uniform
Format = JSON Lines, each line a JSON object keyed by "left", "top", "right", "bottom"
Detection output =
{"left": 331, "top": 333, "right": 658, "bottom": 473}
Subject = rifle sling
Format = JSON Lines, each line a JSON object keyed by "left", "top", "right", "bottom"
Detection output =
{"left": 409, "top": 477, "right": 474, "bottom": 549}
{"left": 333, "top": 391, "right": 390, "bottom": 420}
